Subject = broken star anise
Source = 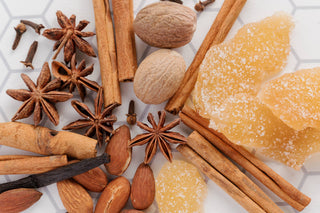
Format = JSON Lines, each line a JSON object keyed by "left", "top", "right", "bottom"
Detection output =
{"left": 129, "top": 111, "right": 187, "bottom": 164}
{"left": 6, "top": 62, "right": 73, "bottom": 126}
{"left": 52, "top": 53, "right": 100, "bottom": 101}
{"left": 63, "top": 88, "right": 117, "bottom": 146}
{"left": 43, "top": 10, "right": 96, "bottom": 63}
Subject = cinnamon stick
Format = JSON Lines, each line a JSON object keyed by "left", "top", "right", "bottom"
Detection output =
{"left": 0, "top": 122, "right": 97, "bottom": 159}
{"left": 112, "top": 0, "right": 137, "bottom": 81}
{"left": 188, "top": 131, "right": 282, "bottom": 213}
{"left": 0, "top": 155, "right": 68, "bottom": 175}
{"left": 0, "top": 155, "right": 33, "bottom": 161}
{"left": 180, "top": 106, "right": 310, "bottom": 211}
{"left": 92, "top": 0, "right": 121, "bottom": 107}
{"left": 176, "top": 144, "right": 265, "bottom": 213}
{"left": 165, "top": 0, "right": 247, "bottom": 114}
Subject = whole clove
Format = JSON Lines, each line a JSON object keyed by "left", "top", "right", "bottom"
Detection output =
{"left": 126, "top": 100, "right": 136, "bottom": 125}
{"left": 20, "top": 20, "right": 45, "bottom": 34}
{"left": 20, "top": 41, "right": 38, "bottom": 69}
{"left": 195, "top": 0, "right": 215, "bottom": 12}
{"left": 12, "top": 23, "right": 26, "bottom": 50}
{"left": 0, "top": 153, "right": 109, "bottom": 194}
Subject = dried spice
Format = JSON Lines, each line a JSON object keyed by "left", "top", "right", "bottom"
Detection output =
{"left": 160, "top": 0, "right": 183, "bottom": 4}
{"left": 194, "top": 0, "right": 215, "bottom": 12}
{"left": 42, "top": 10, "right": 96, "bottom": 62}
{"left": 52, "top": 53, "right": 100, "bottom": 101}
{"left": 129, "top": 111, "right": 186, "bottom": 164}
{"left": 12, "top": 23, "right": 26, "bottom": 50}
{"left": 63, "top": 88, "right": 117, "bottom": 146}
{"left": 126, "top": 100, "right": 136, "bottom": 125}
{"left": 20, "top": 41, "right": 38, "bottom": 69}
{"left": 20, "top": 20, "right": 44, "bottom": 34}
{"left": 0, "top": 153, "right": 109, "bottom": 194}
{"left": 6, "top": 62, "right": 73, "bottom": 126}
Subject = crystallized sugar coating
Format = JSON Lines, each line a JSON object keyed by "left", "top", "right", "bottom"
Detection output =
{"left": 156, "top": 160, "right": 207, "bottom": 213}
{"left": 194, "top": 12, "right": 294, "bottom": 119}
{"left": 259, "top": 67, "right": 320, "bottom": 131}
{"left": 212, "top": 94, "right": 320, "bottom": 170}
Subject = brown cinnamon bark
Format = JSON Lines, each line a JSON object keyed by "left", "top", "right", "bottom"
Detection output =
{"left": 165, "top": 0, "right": 247, "bottom": 114}
{"left": 179, "top": 106, "right": 311, "bottom": 211}
{"left": 0, "top": 155, "right": 68, "bottom": 175}
{"left": 177, "top": 144, "right": 265, "bottom": 213}
{"left": 0, "top": 122, "right": 97, "bottom": 159}
{"left": 92, "top": 0, "right": 121, "bottom": 107}
{"left": 188, "top": 131, "right": 283, "bottom": 213}
{"left": 112, "top": 0, "right": 137, "bottom": 81}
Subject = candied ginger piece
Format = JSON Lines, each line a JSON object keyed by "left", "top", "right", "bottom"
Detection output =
{"left": 259, "top": 67, "right": 320, "bottom": 131}
{"left": 211, "top": 93, "right": 320, "bottom": 170}
{"left": 194, "top": 12, "right": 294, "bottom": 119}
{"left": 156, "top": 160, "right": 207, "bottom": 213}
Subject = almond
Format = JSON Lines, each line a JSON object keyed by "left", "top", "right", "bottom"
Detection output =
{"left": 73, "top": 166, "right": 108, "bottom": 192}
{"left": 105, "top": 125, "right": 132, "bottom": 176}
{"left": 95, "top": 176, "right": 130, "bottom": 213}
{"left": 0, "top": 188, "right": 42, "bottom": 213}
{"left": 130, "top": 163, "right": 155, "bottom": 210}
{"left": 57, "top": 179, "right": 93, "bottom": 213}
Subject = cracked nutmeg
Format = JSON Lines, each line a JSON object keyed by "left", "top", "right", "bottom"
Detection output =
{"left": 6, "top": 62, "right": 73, "bottom": 126}
{"left": 129, "top": 111, "right": 187, "bottom": 164}
{"left": 52, "top": 53, "right": 100, "bottom": 101}
{"left": 63, "top": 88, "right": 117, "bottom": 147}
{"left": 42, "top": 10, "right": 96, "bottom": 62}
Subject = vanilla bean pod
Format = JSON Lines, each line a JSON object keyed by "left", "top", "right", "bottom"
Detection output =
{"left": 0, "top": 153, "right": 109, "bottom": 193}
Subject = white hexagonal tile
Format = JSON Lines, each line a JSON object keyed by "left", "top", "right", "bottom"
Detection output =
{"left": 303, "top": 153, "right": 320, "bottom": 172}
{"left": 293, "top": 0, "right": 320, "bottom": 7}
{"left": 300, "top": 175, "right": 320, "bottom": 212}
{"left": 0, "top": 56, "right": 9, "bottom": 87}
{"left": 0, "top": 18, "right": 52, "bottom": 70}
{"left": 0, "top": 1, "right": 10, "bottom": 37}
{"left": 239, "top": 0, "right": 294, "bottom": 24}
{"left": 3, "top": 0, "right": 50, "bottom": 16}
{"left": 292, "top": 9, "right": 320, "bottom": 60}
{"left": 298, "top": 62, "right": 320, "bottom": 70}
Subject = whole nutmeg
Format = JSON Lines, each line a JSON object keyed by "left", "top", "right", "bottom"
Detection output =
{"left": 134, "top": 49, "right": 186, "bottom": 104}
{"left": 133, "top": 2, "right": 197, "bottom": 48}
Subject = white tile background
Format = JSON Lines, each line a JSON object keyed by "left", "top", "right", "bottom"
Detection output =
{"left": 0, "top": 0, "right": 320, "bottom": 212}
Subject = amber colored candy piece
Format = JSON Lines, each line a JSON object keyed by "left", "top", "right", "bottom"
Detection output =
{"left": 156, "top": 160, "right": 207, "bottom": 213}
{"left": 194, "top": 12, "right": 294, "bottom": 119}
{"left": 211, "top": 93, "right": 320, "bottom": 170}
{"left": 259, "top": 67, "right": 320, "bottom": 131}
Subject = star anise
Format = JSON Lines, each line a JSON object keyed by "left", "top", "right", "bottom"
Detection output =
{"left": 6, "top": 62, "right": 73, "bottom": 126}
{"left": 43, "top": 10, "right": 96, "bottom": 63}
{"left": 129, "top": 111, "right": 187, "bottom": 164}
{"left": 63, "top": 88, "right": 117, "bottom": 146}
{"left": 52, "top": 53, "right": 100, "bottom": 101}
